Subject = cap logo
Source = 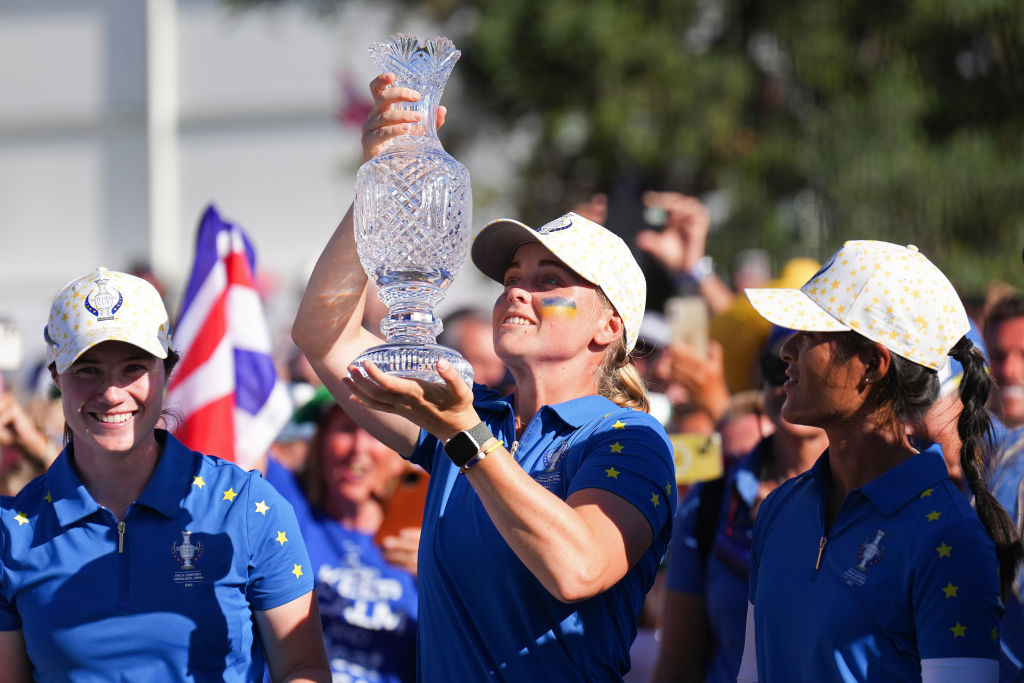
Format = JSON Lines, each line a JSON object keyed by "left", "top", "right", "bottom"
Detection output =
{"left": 537, "top": 216, "right": 574, "bottom": 235}
{"left": 84, "top": 277, "right": 123, "bottom": 321}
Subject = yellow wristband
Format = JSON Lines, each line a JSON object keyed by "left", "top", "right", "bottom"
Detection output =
{"left": 459, "top": 440, "right": 503, "bottom": 475}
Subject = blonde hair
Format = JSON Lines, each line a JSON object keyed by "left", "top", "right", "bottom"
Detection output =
{"left": 594, "top": 288, "right": 649, "bottom": 411}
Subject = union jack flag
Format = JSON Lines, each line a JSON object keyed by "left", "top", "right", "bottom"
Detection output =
{"left": 166, "top": 204, "right": 292, "bottom": 469}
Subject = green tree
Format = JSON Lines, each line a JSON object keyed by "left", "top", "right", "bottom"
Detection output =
{"left": 231, "top": 0, "right": 1024, "bottom": 299}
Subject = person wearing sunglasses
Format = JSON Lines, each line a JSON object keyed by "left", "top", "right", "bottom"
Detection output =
{"left": 652, "top": 326, "right": 827, "bottom": 683}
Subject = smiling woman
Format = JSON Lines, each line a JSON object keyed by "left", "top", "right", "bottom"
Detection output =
{"left": 291, "top": 73, "right": 676, "bottom": 682}
{"left": 0, "top": 268, "right": 330, "bottom": 681}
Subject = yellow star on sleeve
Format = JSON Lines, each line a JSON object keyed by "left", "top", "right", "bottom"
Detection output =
{"left": 926, "top": 510, "right": 941, "bottom": 522}
{"left": 612, "top": 420, "right": 626, "bottom": 429}
{"left": 610, "top": 442, "right": 624, "bottom": 454}
{"left": 605, "top": 466, "right": 620, "bottom": 479}
{"left": 992, "top": 627, "right": 999, "bottom": 641}
{"left": 222, "top": 488, "right": 238, "bottom": 502}
{"left": 936, "top": 542, "right": 952, "bottom": 558}
{"left": 193, "top": 476, "right": 205, "bottom": 489}
{"left": 920, "top": 488, "right": 934, "bottom": 498}
{"left": 275, "top": 531, "right": 288, "bottom": 546}
{"left": 942, "top": 582, "right": 959, "bottom": 598}
{"left": 13, "top": 512, "right": 28, "bottom": 526}
{"left": 254, "top": 500, "right": 269, "bottom": 515}
{"left": 650, "top": 493, "right": 661, "bottom": 508}
{"left": 292, "top": 564, "right": 304, "bottom": 579}
{"left": 44, "top": 492, "right": 52, "bottom": 504}
{"left": 665, "top": 481, "right": 672, "bottom": 496}
{"left": 951, "top": 622, "right": 966, "bottom": 638}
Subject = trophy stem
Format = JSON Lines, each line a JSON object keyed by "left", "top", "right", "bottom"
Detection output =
{"left": 378, "top": 280, "right": 444, "bottom": 344}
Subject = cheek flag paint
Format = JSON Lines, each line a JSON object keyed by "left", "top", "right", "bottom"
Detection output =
{"left": 540, "top": 297, "right": 577, "bottom": 319}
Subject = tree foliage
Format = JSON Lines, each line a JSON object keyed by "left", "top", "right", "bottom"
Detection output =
{"left": 230, "top": 0, "right": 1024, "bottom": 297}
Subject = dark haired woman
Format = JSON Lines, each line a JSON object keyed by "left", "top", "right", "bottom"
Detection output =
{"left": 738, "top": 241, "right": 1023, "bottom": 682}
{"left": 0, "top": 268, "right": 329, "bottom": 681}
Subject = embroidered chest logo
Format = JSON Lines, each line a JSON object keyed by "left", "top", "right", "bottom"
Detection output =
{"left": 534, "top": 440, "right": 569, "bottom": 492}
{"left": 842, "top": 529, "right": 886, "bottom": 587}
{"left": 84, "top": 277, "right": 123, "bottom": 321}
{"left": 542, "top": 440, "right": 569, "bottom": 471}
{"left": 171, "top": 530, "right": 205, "bottom": 587}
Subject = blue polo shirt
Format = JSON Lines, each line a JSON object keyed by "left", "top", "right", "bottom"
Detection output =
{"left": 750, "top": 442, "right": 1001, "bottom": 682}
{"left": 410, "top": 386, "right": 676, "bottom": 681}
{"left": 990, "top": 425, "right": 1024, "bottom": 682}
{"left": 668, "top": 440, "right": 769, "bottom": 683}
{"left": 0, "top": 430, "right": 314, "bottom": 681}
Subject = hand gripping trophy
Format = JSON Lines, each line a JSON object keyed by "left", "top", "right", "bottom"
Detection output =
{"left": 353, "top": 34, "right": 474, "bottom": 387}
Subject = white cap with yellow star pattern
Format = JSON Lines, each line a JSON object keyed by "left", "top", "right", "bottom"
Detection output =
{"left": 45, "top": 267, "right": 172, "bottom": 373}
{"left": 744, "top": 240, "right": 969, "bottom": 371}
{"left": 471, "top": 212, "right": 647, "bottom": 353}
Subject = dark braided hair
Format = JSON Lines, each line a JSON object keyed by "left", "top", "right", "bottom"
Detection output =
{"left": 949, "top": 336, "right": 1024, "bottom": 596}
{"left": 833, "top": 332, "right": 1024, "bottom": 596}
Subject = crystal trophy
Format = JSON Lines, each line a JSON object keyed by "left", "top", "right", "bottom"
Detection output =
{"left": 353, "top": 34, "right": 474, "bottom": 386}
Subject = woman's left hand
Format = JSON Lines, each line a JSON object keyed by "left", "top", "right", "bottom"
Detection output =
{"left": 342, "top": 359, "right": 481, "bottom": 443}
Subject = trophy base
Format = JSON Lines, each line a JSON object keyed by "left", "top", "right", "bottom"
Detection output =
{"left": 352, "top": 342, "right": 474, "bottom": 388}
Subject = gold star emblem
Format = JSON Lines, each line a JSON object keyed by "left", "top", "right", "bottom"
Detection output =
{"left": 926, "top": 510, "right": 941, "bottom": 522}
{"left": 610, "top": 442, "right": 624, "bottom": 454}
{"left": 650, "top": 493, "right": 661, "bottom": 508}
{"left": 276, "top": 531, "right": 288, "bottom": 546}
{"left": 942, "top": 582, "right": 959, "bottom": 598}
{"left": 920, "top": 488, "right": 933, "bottom": 498}
{"left": 605, "top": 466, "right": 620, "bottom": 479}
{"left": 193, "top": 476, "right": 205, "bottom": 489}
{"left": 936, "top": 542, "right": 952, "bottom": 558}
{"left": 665, "top": 482, "right": 672, "bottom": 496}
{"left": 951, "top": 622, "right": 966, "bottom": 638}
{"left": 612, "top": 420, "right": 626, "bottom": 430}
{"left": 254, "top": 500, "right": 270, "bottom": 515}
{"left": 44, "top": 492, "right": 52, "bottom": 504}
{"left": 14, "top": 512, "right": 28, "bottom": 527}
{"left": 222, "top": 488, "right": 238, "bottom": 502}
{"left": 992, "top": 627, "right": 999, "bottom": 641}
{"left": 292, "top": 564, "right": 304, "bottom": 579}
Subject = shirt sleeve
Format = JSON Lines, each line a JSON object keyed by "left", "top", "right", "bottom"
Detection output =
{"left": 243, "top": 471, "right": 316, "bottom": 611}
{"left": 665, "top": 484, "right": 707, "bottom": 594}
{"left": 567, "top": 411, "right": 677, "bottom": 539}
{"left": 0, "top": 511, "right": 17, "bottom": 631}
{"left": 912, "top": 517, "right": 1002, "bottom": 661}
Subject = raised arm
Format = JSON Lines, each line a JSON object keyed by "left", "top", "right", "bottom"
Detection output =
{"left": 292, "top": 74, "right": 445, "bottom": 457}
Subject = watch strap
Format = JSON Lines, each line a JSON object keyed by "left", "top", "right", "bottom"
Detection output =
{"left": 443, "top": 421, "right": 494, "bottom": 467}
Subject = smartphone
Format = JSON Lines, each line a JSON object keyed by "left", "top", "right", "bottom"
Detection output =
{"left": 374, "top": 468, "right": 429, "bottom": 546}
{"left": 665, "top": 296, "right": 709, "bottom": 358}
{"left": 0, "top": 323, "right": 23, "bottom": 372}
{"left": 669, "top": 432, "right": 723, "bottom": 485}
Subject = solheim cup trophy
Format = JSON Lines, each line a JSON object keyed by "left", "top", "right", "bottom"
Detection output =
{"left": 353, "top": 34, "right": 474, "bottom": 387}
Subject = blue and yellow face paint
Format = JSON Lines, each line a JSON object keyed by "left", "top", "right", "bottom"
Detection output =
{"left": 540, "top": 297, "right": 577, "bottom": 320}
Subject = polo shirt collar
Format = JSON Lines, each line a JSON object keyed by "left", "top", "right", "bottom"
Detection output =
{"left": 544, "top": 395, "right": 619, "bottom": 428}
{"left": 50, "top": 430, "right": 193, "bottom": 526}
{"left": 811, "top": 440, "right": 949, "bottom": 517}
{"left": 857, "top": 441, "right": 948, "bottom": 515}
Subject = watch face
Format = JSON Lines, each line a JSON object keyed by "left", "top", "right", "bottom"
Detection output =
{"left": 444, "top": 432, "right": 478, "bottom": 467}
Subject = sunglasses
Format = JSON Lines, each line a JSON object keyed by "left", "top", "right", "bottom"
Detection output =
{"left": 760, "top": 354, "right": 789, "bottom": 387}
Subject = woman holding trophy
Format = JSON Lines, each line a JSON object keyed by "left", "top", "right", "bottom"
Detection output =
{"left": 292, "top": 61, "right": 675, "bottom": 681}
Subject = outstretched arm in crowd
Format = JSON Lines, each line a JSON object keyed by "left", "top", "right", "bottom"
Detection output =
{"left": 636, "top": 191, "right": 735, "bottom": 315}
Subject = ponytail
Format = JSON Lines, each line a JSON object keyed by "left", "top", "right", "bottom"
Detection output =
{"left": 596, "top": 337, "right": 650, "bottom": 412}
{"left": 952, "top": 336, "right": 1024, "bottom": 597}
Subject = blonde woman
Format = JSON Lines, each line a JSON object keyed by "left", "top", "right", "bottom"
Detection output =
{"left": 293, "top": 74, "right": 675, "bottom": 681}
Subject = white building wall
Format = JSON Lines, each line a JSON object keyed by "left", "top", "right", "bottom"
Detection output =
{"left": 0, "top": 0, "right": 517, "bottom": 388}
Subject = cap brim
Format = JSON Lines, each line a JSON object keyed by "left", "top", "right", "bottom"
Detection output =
{"left": 55, "top": 327, "right": 169, "bottom": 374}
{"left": 471, "top": 219, "right": 543, "bottom": 283}
{"left": 745, "top": 288, "right": 851, "bottom": 333}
